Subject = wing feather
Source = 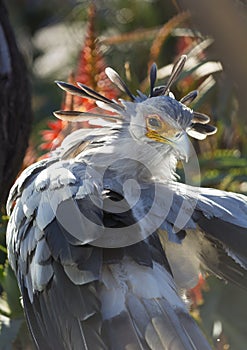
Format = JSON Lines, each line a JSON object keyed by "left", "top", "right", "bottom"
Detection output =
{"left": 154, "top": 182, "right": 247, "bottom": 289}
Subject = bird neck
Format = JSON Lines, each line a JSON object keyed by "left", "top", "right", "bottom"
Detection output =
{"left": 83, "top": 127, "right": 178, "bottom": 183}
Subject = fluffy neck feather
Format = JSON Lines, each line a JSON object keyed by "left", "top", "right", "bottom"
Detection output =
{"left": 73, "top": 126, "right": 179, "bottom": 182}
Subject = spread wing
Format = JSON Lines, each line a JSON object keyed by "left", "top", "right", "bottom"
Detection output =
{"left": 153, "top": 182, "right": 247, "bottom": 290}
{"left": 6, "top": 155, "right": 213, "bottom": 350}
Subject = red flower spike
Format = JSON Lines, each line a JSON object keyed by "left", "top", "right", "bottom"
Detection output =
{"left": 74, "top": 4, "right": 118, "bottom": 110}
{"left": 40, "top": 119, "right": 65, "bottom": 151}
{"left": 188, "top": 274, "right": 209, "bottom": 308}
{"left": 40, "top": 4, "right": 119, "bottom": 152}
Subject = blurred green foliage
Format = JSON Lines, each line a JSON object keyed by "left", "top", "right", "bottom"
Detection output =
{"left": 1, "top": 0, "right": 247, "bottom": 349}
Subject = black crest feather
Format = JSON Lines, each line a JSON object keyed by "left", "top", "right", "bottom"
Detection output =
{"left": 149, "top": 63, "right": 157, "bottom": 97}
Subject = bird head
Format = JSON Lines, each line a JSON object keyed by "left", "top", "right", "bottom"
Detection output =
{"left": 54, "top": 55, "right": 217, "bottom": 163}
{"left": 122, "top": 95, "right": 193, "bottom": 161}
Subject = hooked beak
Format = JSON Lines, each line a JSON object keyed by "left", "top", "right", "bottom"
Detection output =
{"left": 170, "top": 132, "right": 192, "bottom": 162}
{"left": 146, "top": 128, "right": 192, "bottom": 162}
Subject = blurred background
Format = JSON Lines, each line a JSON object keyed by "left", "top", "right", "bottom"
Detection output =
{"left": 0, "top": 0, "right": 247, "bottom": 349}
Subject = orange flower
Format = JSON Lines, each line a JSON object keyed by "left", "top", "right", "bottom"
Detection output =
{"left": 189, "top": 274, "right": 209, "bottom": 308}
{"left": 40, "top": 120, "right": 65, "bottom": 151}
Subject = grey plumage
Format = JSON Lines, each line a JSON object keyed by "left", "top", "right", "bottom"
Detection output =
{"left": 6, "top": 55, "right": 247, "bottom": 350}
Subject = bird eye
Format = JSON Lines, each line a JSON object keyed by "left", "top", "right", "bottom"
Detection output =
{"left": 147, "top": 116, "right": 162, "bottom": 129}
{"left": 175, "top": 131, "right": 182, "bottom": 139}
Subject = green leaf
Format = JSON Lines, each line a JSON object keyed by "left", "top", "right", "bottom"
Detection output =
{"left": 200, "top": 277, "right": 247, "bottom": 350}
{"left": 0, "top": 296, "right": 11, "bottom": 317}
{"left": 0, "top": 263, "right": 23, "bottom": 319}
